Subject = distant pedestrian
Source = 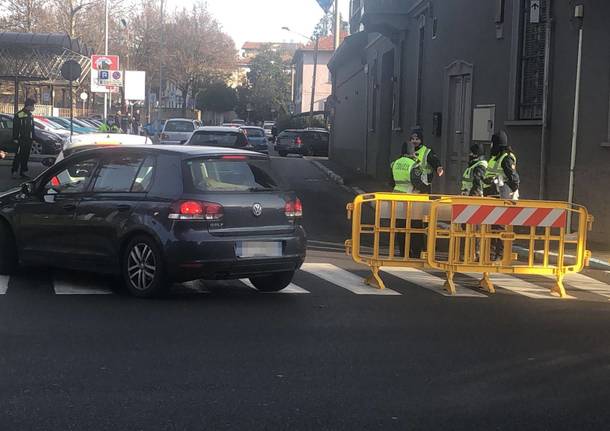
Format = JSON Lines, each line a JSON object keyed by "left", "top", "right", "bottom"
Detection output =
{"left": 410, "top": 127, "right": 444, "bottom": 194}
{"left": 132, "top": 109, "right": 141, "bottom": 135}
{"left": 11, "top": 98, "right": 36, "bottom": 179}
{"left": 271, "top": 125, "right": 278, "bottom": 143}
{"left": 461, "top": 143, "right": 488, "bottom": 196}
{"left": 114, "top": 111, "right": 123, "bottom": 132}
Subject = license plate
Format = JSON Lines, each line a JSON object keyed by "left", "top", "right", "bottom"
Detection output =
{"left": 236, "top": 241, "right": 282, "bottom": 258}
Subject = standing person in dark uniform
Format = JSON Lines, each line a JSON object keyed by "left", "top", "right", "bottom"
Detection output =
{"left": 114, "top": 111, "right": 123, "bottom": 133}
{"left": 461, "top": 143, "right": 488, "bottom": 196}
{"left": 11, "top": 98, "right": 36, "bottom": 179}
{"left": 132, "top": 109, "right": 141, "bottom": 135}
{"left": 410, "top": 127, "right": 444, "bottom": 194}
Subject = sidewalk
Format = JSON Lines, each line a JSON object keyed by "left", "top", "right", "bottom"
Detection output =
{"left": 312, "top": 158, "right": 610, "bottom": 271}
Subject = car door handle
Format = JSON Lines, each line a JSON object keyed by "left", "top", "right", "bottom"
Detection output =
{"left": 117, "top": 204, "right": 131, "bottom": 212}
{"left": 62, "top": 204, "right": 77, "bottom": 211}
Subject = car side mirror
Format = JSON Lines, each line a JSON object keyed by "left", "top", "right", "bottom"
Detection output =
{"left": 41, "top": 157, "right": 55, "bottom": 167}
{"left": 21, "top": 182, "right": 34, "bottom": 196}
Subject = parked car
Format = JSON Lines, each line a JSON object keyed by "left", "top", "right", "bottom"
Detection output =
{"left": 0, "top": 145, "right": 306, "bottom": 298}
{"left": 241, "top": 126, "right": 269, "bottom": 153}
{"left": 46, "top": 117, "right": 94, "bottom": 134}
{"left": 185, "top": 126, "right": 252, "bottom": 150}
{"left": 159, "top": 118, "right": 201, "bottom": 145}
{"left": 275, "top": 128, "right": 330, "bottom": 157}
{"left": 0, "top": 114, "right": 63, "bottom": 155}
{"left": 56, "top": 133, "right": 153, "bottom": 162}
{"left": 34, "top": 118, "right": 71, "bottom": 139}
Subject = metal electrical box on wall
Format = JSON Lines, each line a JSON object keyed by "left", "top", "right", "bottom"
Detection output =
{"left": 472, "top": 105, "right": 496, "bottom": 141}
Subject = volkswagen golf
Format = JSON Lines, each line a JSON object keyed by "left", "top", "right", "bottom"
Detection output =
{"left": 0, "top": 145, "right": 306, "bottom": 297}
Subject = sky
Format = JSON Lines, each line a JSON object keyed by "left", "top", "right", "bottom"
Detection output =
{"left": 168, "top": 0, "right": 351, "bottom": 50}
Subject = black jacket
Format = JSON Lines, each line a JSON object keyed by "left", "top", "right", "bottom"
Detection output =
{"left": 13, "top": 109, "right": 36, "bottom": 143}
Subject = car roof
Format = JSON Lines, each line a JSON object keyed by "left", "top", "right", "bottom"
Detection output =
{"left": 71, "top": 144, "right": 265, "bottom": 159}
{"left": 195, "top": 126, "right": 242, "bottom": 133}
{"left": 241, "top": 126, "right": 264, "bottom": 130}
{"left": 165, "top": 118, "right": 196, "bottom": 122}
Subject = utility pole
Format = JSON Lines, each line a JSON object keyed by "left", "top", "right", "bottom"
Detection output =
{"left": 158, "top": 0, "right": 165, "bottom": 122}
{"left": 103, "top": 0, "right": 109, "bottom": 120}
{"left": 309, "top": 35, "right": 320, "bottom": 127}
{"left": 333, "top": 0, "right": 340, "bottom": 50}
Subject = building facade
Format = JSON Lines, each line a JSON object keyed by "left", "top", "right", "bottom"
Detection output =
{"left": 329, "top": 0, "right": 610, "bottom": 242}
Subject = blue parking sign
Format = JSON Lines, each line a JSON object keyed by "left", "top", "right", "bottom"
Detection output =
{"left": 99, "top": 70, "right": 109, "bottom": 80}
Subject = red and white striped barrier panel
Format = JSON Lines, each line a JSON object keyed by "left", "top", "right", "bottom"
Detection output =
{"left": 451, "top": 204, "right": 567, "bottom": 228}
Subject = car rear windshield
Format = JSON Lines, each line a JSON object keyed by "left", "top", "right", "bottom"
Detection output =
{"left": 279, "top": 131, "right": 299, "bottom": 138}
{"left": 184, "top": 157, "right": 283, "bottom": 192}
{"left": 243, "top": 128, "right": 265, "bottom": 137}
{"left": 189, "top": 131, "right": 240, "bottom": 147}
{"left": 164, "top": 121, "right": 195, "bottom": 132}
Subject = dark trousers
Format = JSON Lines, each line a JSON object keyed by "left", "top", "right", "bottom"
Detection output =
{"left": 12, "top": 140, "right": 31, "bottom": 174}
{"left": 397, "top": 219, "right": 425, "bottom": 259}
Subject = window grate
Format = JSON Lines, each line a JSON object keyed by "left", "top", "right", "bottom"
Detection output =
{"left": 518, "top": 0, "right": 547, "bottom": 120}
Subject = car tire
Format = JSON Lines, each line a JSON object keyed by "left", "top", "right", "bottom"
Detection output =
{"left": 278, "top": 150, "right": 287, "bottom": 157}
{"left": 0, "top": 222, "right": 18, "bottom": 275}
{"left": 30, "top": 141, "right": 43, "bottom": 155}
{"left": 122, "top": 235, "right": 168, "bottom": 298}
{"left": 249, "top": 271, "right": 295, "bottom": 292}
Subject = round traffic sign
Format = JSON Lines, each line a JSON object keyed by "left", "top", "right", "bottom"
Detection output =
{"left": 80, "top": 92, "right": 88, "bottom": 101}
{"left": 61, "top": 60, "right": 82, "bottom": 81}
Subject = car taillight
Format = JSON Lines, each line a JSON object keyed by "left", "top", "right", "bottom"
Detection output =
{"left": 285, "top": 198, "right": 303, "bottom": 218}
{"left": 168, "top": 200, "right": 223, "bottom": 221}
{"left": 295, "top": 136, "right": 302, "bottom": 146}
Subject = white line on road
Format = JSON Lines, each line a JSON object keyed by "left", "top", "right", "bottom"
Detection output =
{"left": 300, "top": 263, "right": 401, "bottom": 295}
{"left": 383, "top": 267, "right": 487, "bottom": 298}
{"left": 563, "top": 273, "right": 610, "bottom": 299}
{"left": 0, "top": 275, "right": 9, "bottom": 294}
{"left": 53, "top": 276, "right": 114, "bottom": 295}
{"left": 240, "top": 279, "right": 310, "bottom": 294}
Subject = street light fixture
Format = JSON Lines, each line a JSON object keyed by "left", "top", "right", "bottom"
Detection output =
{"left": 282, "top": 26, "right": 320, "bottom": 128}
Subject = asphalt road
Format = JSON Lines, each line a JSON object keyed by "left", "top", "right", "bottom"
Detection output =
{"left": 2, "top": 156, "right": 610, "bottom": 430}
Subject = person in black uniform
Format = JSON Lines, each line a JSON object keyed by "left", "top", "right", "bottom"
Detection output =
{"left": 12, "top": 98, "right": 36, "bottom": 179}
{"left": 410, "top": 127, "right": 444, "bottom": 194}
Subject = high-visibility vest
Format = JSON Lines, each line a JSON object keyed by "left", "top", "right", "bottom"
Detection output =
{"left": 391, "top": 156, "right": 419, "bottom": 193}
{"left": 415, "top": 145, "right": 433, "bottom": 175}
{"left": 98, "top": 123, "right": 110, "bottom": 132}
{"left": 461, "top": 159, "right": 488, "bottom": 192}
{"left": 484, "top": 152, "right": 516, "bottom": 183}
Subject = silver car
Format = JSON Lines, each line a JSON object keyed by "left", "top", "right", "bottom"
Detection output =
{"left": 159, "top": 118, "right": 201, "bottom": 145}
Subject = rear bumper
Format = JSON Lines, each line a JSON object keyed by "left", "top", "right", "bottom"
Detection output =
{"left": 275, "top": 144, "right": 303, "bottom": 154}
{"left": 164, "top": 227, "right": 307, "bottom": 281}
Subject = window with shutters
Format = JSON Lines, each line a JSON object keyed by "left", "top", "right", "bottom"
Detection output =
{"left": 518, "top": 0, "right": 547, "bottom": 120}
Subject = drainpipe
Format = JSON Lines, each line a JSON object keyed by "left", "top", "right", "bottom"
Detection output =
{"left": 364, "top": 63, "right": 369, "bottom": 174}
{"left": 538, "top": 0, "right": 553, "bottom": 199}
{"left": 567, "top": 4, "right": 584, "bottom": 232}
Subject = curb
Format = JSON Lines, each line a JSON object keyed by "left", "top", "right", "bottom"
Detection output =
{"left": 310, "top": 160, "right": 344, "bottom": 185}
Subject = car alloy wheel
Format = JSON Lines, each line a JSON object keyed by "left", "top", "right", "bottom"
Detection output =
{"left": 30, "top": 141, "right": 43, "bottom": 155}
{"left": 127, "top": 243, "right": 157, "bottom": 291}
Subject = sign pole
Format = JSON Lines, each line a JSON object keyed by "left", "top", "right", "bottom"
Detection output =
{"left": 70, "top": 80, "right": 74, "bottom": 137}
{"left": 103, "top": 0, "right": 109, "bottom": 121}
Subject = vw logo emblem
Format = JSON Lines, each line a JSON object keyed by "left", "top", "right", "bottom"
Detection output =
{"left": 252, "top": 203, "right": 263, "bottom": 217}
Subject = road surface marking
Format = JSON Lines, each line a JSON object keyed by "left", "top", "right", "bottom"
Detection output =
{"left": 563, "top": 273, "right": 610, "bottom": 299}
{"left": 383, "top": 267, "right": 487, "bottom": 297}
{"left": 240, "top": 279, "right": 309, "bottom": 294}
{"left": 300, "top": 263, "right": 401, "bottom": 295}
{"left": 0, "top": 275, "right": 9, "bottom": 294}
{"left": 470, "top": 273, "right": 571, "bottom": 299}
{"left": 53, "top": 276, "right": 114, "bottom": 295}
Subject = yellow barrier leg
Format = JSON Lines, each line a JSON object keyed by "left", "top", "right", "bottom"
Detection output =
{"left": 479, "top": 272, "right": 495, "bottom": 294}
{"left": 365, "top": 265, "right": 385, "bottom": 290}
{"left": 444, "top": 270, "right": 457, "bottom": 295}
{"left": 552, "top": 273, "right": 567, "bottom": 298}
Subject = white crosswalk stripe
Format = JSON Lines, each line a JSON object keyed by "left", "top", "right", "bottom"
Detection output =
{"left": 564, "top": 273, "right": 610, "bottom": 299}
{"left": 0, "top": 275, "right": 9, "bottom": 294}
{"left": 383, "top": 267, "right": 487, "bottom": 298}
{"left": 240, "top": 279, "right": 310, "bottom": 294}
{"left": 301, "top": 263, "right": 401, "bottom": 295}
{"left": 476, "top": 274, "right": 570, "bottom": 299}
{"left": 53, "top": 275, "right": 114, "bottom": 295}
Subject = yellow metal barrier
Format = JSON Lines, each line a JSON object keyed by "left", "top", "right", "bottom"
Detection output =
{"left": 346, "top": 193, "right": 593, "bottom": 298}
{"left": 426, "top": 197, "right": 593, "bottom": 298}
{"left": 345, "top": 193, "right": 451, "bottom": 289}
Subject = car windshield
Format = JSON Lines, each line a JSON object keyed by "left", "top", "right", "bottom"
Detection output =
{"left": 243, "top": 128, "right": 264, "bottom": 138}
{"left": 164, "top": 121, "right": 194, "bottom": 132}
{"left": 184, "top": 157, "right": 282, "bottom": 192}
{"left": 279, "top": 131, "right": 299, "bottom": 138}
{"left": 189, "top": 131, "right": 240, "bottom": 147}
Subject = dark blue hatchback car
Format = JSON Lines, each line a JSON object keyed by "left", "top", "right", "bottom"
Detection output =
{"left": 0, "top": 145, "right": 306, "bottom": 297}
